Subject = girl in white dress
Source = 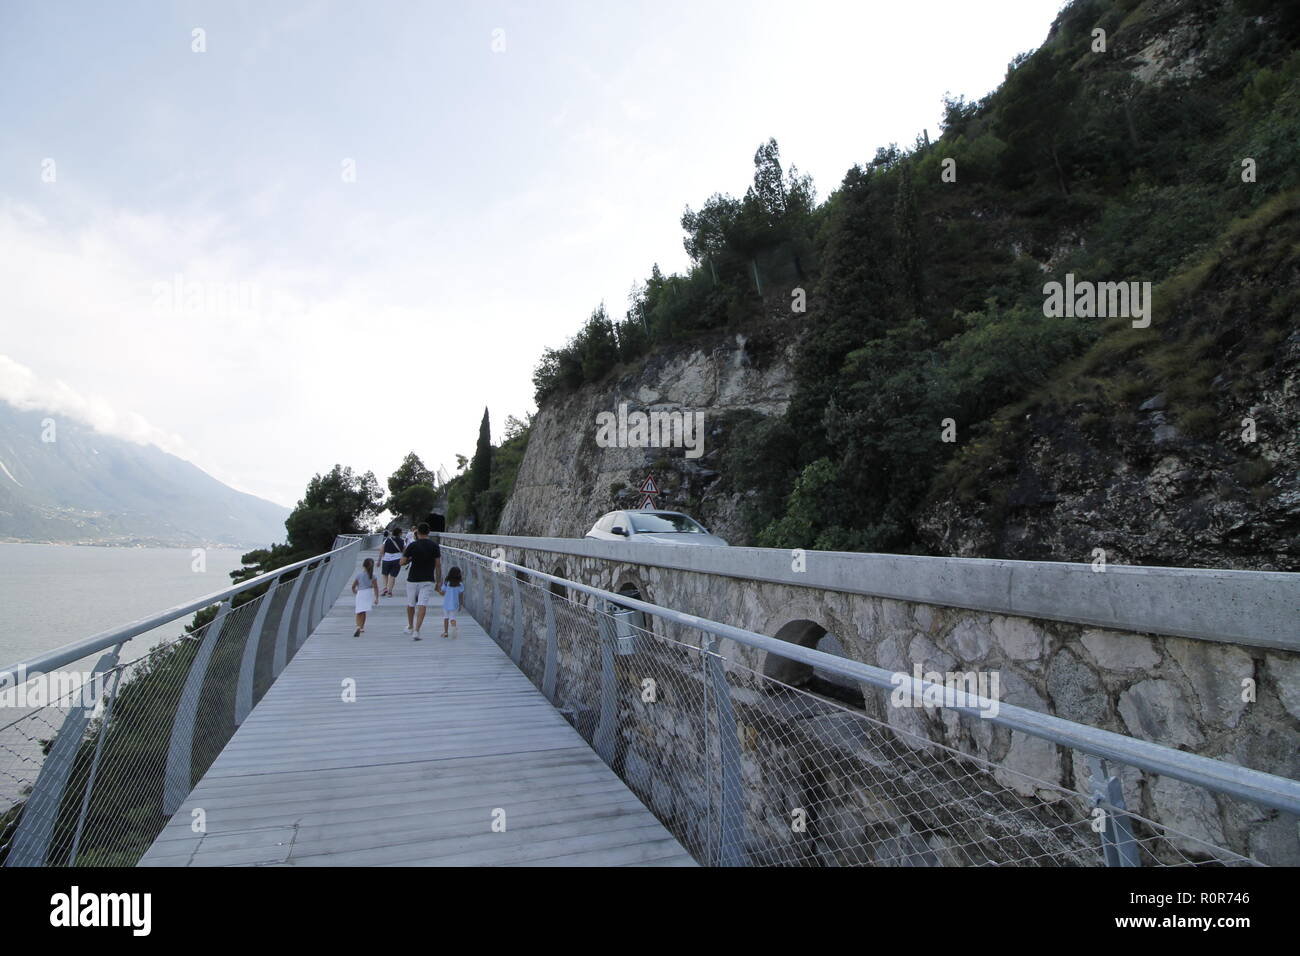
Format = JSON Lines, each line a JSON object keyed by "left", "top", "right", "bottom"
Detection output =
{"left": 352, "top": 558, "right": 379, "bottom": 637}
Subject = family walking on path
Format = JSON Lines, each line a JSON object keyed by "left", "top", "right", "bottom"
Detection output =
{"left": 352, "top": 524, "right": 464, "bottom": 641}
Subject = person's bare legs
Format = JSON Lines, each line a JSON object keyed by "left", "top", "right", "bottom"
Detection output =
{"left": 354, "top": 611, "right": 364, "bottom": 636}
{"left": 406, "top": 605, "right": 415, "bottom": 632}
{"left": 441, "top": 615, "right": 449, "bottom": 638}
{"left": 414, "top": 606, "right": 428, "bottom": 635}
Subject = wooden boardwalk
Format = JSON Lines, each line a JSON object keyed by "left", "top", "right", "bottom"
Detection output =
{"left": 138, "top": 550, "right": 695, "bottom": 867}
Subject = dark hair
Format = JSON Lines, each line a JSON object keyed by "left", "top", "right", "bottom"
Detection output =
{"left": 362, "top": 558, "right": 374, "bottom": 573}
{"left": 417, "top": 522, "right": 430, "bottom": 535}
{"left": 446, "top": 567, "right": 462, "bottom": 586}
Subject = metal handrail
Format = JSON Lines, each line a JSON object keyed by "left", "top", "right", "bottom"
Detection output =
{"left": 441, "top": 544, "right": 1300, "bottom": 817}
{"left": 439, "top": 532, "right": 1300, "bottom": 651}
{"left": 1, "top": 539, "right": 357, "bottom": 684}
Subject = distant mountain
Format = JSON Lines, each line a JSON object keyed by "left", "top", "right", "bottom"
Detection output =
{"left": 0, "top": 401, "right": 289, "bottom": 548}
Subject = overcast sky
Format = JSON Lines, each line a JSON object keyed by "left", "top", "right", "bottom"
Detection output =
{"left": 0, "top": 0, "right": 1064, "bottom": 507}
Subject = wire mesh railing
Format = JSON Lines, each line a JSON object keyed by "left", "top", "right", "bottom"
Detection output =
{"left": 444, "top": 543, "right": 1300, "bottom": 867}
{"left": 0, "top": 535, "right": 363, "bottom": 867}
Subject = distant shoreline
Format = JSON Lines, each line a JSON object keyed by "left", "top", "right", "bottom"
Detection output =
{"left": 0, "top": 539, "right": 255, "bottom": 551}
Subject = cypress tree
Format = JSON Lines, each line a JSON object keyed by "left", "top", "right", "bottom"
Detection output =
{"left": 468, "top": 407, "right": 492, "bottom": 527}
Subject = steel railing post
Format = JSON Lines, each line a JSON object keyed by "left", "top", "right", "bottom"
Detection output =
{"left": 346, "top": 538, "right": 360, "bottom": 588}
{"left": 323, "top": 541, "right": 353, "bottom": 617}
{"left": 1090, "top": 757, "right": 1141, "bottom": 867}
{"left": 68, "top": 649, "right": 125, "bottom": 864}
{"left": 163, "top": 599, "right": 233, "bottom": 815}
{"left": 464, "top": 559, "right": 474, "bottom": 617}
{"left": 312, "top": 557, "right": 330, "bottom": 628}
{"left": 474, "top": 560, "right": 482, "bottom": 620}
{"left": 315, "top": 555, "right": 332, "bottom": 621}
{"left": 594, "top": 604, "right": 618, "bottom": 766}
{"left": 313, "top": 556, "right": 331, "bottom": 625}
{"left": 704, "top": 635, "right": 745, "bottom": 867}
{"left": 510, "top": 575, "right": 524, "bottom": 664}
{"left": 272, "top": 568, "right": 307, "bottom": 677}
{"left": 295, "top": 562, "right": 323, "bottom": 653}
{"left": 234, "top": 574, "right": 281, "bottom": 725}
{"left": 491, "top": 572, "right": 502, "bottom": 641}
{"left": 336, "top": 544, "right": 355, "bottom": 608}
{"left": 543, "top": 589, "right": 558, "bottom": 704}
{"left": 326, "top": 550, "right": 344, "bottom": 616}
{"left": 474, "top": 556, "right": 481, "bottom": 621}
{"left": 6, "top": 645, "right": 123, "bottom": 867}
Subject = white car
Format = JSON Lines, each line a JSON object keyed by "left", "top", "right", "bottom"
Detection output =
{"left": 585, "top": 510, "right": 729, "bottom": 546}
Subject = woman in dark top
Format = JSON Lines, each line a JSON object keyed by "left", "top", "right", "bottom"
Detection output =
{"left": 380, "top": 528, "right": 404, "bottom": 596}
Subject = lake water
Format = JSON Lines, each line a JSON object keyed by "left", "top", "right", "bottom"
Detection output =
{"left": 0, "top": 542, "right": 248, "bottom": 668}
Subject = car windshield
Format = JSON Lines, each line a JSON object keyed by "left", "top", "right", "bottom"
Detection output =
{"left": 628, "top": 512, "right": 706, "bottom": 534}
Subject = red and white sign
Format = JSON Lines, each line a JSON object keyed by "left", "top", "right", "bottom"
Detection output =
{"left": 639, "top": 475, "right": 660, "bottom": 495}
{"left": 638, "top": 495, "right": 656, "bottom": 510}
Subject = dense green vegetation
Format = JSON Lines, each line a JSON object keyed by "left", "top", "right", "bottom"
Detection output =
{"left": 229, "top": 464, "right": 382, "bottom": 581}
{"left": 384, "top": 452, "right": 438, "bottom": 526}
{"left": 531, "top": 137, "right": 818, "bottom": 406}
{"left": 933, "top": 187, "right": 1300, "bottom": 519}
{"left": 531, "top": 0, "right": 1300, "bottom": 553}
{"left": 444, "top": 410, "right": 532, "bottom": 533}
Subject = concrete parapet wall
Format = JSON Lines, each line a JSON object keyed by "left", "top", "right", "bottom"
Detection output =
{"left": 443, "top": 534, "right": 1299, "bottom": 651}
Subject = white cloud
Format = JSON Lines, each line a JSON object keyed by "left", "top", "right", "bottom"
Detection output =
{"left": 0, "top": 353, "right": 201, "bottom": 462}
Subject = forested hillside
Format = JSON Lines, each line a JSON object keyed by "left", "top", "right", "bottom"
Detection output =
{"left": 524, "top": 0, "right": 1300, "bottom": 568}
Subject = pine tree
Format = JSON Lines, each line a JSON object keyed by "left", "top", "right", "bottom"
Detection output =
{"left": 893, "top": 164, "right": 922, "bottom": 320}
{"left": 386, "top": 452, "right": 434, "bottom": 499}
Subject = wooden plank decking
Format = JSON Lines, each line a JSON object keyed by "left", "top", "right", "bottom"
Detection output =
{"left": 138, "top": 549, "right": 696, "bottom": 867}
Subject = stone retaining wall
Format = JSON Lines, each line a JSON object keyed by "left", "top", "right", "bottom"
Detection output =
{"left": 444, "top": 535, "right": 1300, "bottom": 864}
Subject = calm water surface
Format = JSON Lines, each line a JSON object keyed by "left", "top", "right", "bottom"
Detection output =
{"left": 0, "top": 543, "right": 246, "bottom": 666}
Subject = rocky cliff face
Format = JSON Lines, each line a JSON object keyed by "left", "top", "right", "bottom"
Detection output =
{"left": 917, "top": 195, "right": 1300, "bottom": 571}
{"left": 498, "top": 330, "right": 796, "bottom": 543}
{"left": 915, "top": 358, "right": 1300, "bottom": 570}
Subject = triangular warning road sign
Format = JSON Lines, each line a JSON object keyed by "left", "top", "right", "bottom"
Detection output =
{"left": 639, "top": 475, "right": 659, "bottom": 495}
{"left": 638, "top": 495, "right": 656, "bottom": 510}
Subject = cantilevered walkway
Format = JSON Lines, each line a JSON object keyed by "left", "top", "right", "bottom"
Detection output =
{"left": 137, "top": 550, "right": 694, "bottom": 867}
